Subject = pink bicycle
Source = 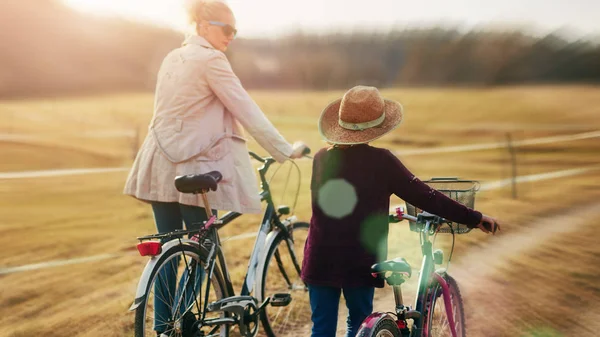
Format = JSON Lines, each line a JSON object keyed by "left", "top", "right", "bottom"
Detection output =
{"left": 357, "top": 178, "right": 479, "bottom": 337}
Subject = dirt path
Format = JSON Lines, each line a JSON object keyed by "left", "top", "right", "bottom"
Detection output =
{"left": 453, "top": 202, "right": 600, "bottom": 337}
{"left": 452, "top": 203, "right": 600, "bottom": 283}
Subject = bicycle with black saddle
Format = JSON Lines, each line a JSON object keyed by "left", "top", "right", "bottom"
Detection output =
{"left": 130, "top": 150, "right": 311, "bottom": 337}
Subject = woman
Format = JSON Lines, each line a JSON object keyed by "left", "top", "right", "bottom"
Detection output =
{"left": 123, "top": 1, "right": 308, "bottom": 335}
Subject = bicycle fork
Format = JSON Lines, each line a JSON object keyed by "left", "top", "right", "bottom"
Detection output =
{"left": 431, "top": 273, "right": 458, "bottom": 337}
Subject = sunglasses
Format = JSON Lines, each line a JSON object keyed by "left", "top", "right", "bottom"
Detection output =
{"left": 208, "top": 21, "right": 237, "bottom": 38}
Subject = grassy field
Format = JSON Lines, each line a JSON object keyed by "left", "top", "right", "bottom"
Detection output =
{"left": 1, "top": 86, "right": 600, "bottom": 337}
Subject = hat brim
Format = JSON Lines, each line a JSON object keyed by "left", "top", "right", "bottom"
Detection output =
{"left": 318, "top": 98, "right": 403, "bottom": 145}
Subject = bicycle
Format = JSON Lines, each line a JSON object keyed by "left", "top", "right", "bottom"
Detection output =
{"left": 356, "top": 178, "right": 479, "bottom": 337}
{"left": 129, "top": 150, "right": 311, "bottom": 337}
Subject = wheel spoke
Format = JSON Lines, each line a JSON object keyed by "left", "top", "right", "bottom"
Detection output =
{"left": 135, "top": 247, "right": 227, "bottom": 337}
{"left": 277, "top": 296, "right": 297, "bottom": 334}
{"left": 259, "top": 223, "right": 310, "bottom": 336}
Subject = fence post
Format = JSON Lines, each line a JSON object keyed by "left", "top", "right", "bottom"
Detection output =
{"left": 506, "top": 132, "right": 518, "bottom": 199}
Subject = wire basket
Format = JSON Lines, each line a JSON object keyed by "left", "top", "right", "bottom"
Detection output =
{"left": 406, "top": 177, "right": 480, "bottom": 234}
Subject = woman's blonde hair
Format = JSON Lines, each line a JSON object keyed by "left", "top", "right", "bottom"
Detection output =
{"left": 185, "top": 0, "right": 233, "bottom": 24}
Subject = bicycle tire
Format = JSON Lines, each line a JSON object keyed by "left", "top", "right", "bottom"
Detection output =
{"left": 424, "top": 273, "right": 465, "bottom": 337}
{"left": 256, "top": 221, "right": 310, "bottom": 337}
{"left": 134, "top": 244, "right": 230, "bottom": 337}
{"left": 356, "top": 314, "right": 401, "bottom": 337}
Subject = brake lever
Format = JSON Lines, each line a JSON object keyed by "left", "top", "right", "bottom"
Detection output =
{"left": 388, "top": 214, "right": 401, "bottom": 223}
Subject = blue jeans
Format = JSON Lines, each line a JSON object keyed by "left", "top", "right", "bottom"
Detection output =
{"left": 151, "top": 202, "right": 215, "bottom": 334}
{"left": 308, "top": 284, "right": 375, "bottom": 337}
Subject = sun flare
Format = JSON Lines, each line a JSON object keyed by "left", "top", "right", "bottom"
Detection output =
{"left": 62, "top": 0, "right": 189, "bottom": 30}
{"left": 61, "top": 0, "right": 600, "bottom": 38}
{"left": 60, "top": 0, "right": 287, "bottom": 37}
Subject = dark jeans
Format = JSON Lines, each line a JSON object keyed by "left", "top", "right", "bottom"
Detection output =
{"left": 151, "top": 202, "right": 216, "bottom": 334}
{"left": 308, "top": 284, "right": 375, "bottom": 337}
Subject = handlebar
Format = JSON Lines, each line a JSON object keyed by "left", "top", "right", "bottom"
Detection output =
{"left": 389, "top": 207, "right": 417, "bottom": 223}
{"left": 248, "top": 146, "right": 312, "bottom": 164}
{"left": 249, "top": 151, "right": 269, "bottom": 163}
{"left": 300, "top": 146, "right": 312, "bottom": 158}
{"left": 248, "top": 149, "right": 311, "bottom": 206}
{"left": 389, "top": 206, "right": 447, "bottom": 225}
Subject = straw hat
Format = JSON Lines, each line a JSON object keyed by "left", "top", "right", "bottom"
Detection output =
{"left": 318, "top": 86, "right": 403, "bottom": 145}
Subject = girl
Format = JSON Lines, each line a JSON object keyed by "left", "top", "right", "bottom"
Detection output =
{"left": 302, "top": 85, "right": 500, "bottom": 337}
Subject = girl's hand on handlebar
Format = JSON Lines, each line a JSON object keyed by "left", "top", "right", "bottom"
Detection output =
{"left": 290, "top": 141, "right": 310, "bottom": 159}
{"left": 477, "top": 214, "right": 501, "bottom": 235}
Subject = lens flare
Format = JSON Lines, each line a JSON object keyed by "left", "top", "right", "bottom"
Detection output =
{"left": 317, "top": 179, "right": 357, "bottom": 219}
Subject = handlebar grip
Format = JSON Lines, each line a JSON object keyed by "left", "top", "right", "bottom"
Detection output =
{"left": 301, "top": 146, "right": 311, "bottom": 156}
{"left": 388, "top": 214, "right": 401, "bottom": 223}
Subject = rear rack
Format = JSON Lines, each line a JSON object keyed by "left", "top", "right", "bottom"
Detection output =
{"left": 137, "top": 228, "right": 207, "bottom": 242}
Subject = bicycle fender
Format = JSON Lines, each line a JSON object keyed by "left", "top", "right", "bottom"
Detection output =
{"left": 430, "top": 271, "right": 459, "bottom": 337}
{"left": 129, "top": 238, "right": 199, "bottom": 311}
{"left": 254, "top": 216, "right": 298, "bottom": 297}
{"left": 254, "top": 229, "right": 281, "bottom": 300}
{"left": 356, "top": 312, "right": 393, "bottom": 337}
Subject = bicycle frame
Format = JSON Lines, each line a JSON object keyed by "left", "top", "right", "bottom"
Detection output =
{"left": 239, "top": 153, "right": 301, "bottom": 297}
{"left": 194, "top": 200, "right": 299, "bottom": 333}
{"left": 410, "top": 215, "right": 459, "bottom": 337}
{"left": 411, "top": 219, "right": 436, "bottom": 336}
{"left": 363, "top": 211, "right": 460, "bottom": 337}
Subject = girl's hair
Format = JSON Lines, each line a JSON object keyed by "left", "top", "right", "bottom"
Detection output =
{"left": 185, "top": 0, "right": 233, "bottom": 24}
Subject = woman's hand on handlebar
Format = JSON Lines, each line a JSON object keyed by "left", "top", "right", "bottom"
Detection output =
{"left": 476, "top": 214, "right": 501, "bottom": 235}
{"left": 290, "top": 141, "right": 311, "bottom": 159}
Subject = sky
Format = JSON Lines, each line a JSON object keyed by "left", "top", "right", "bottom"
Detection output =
{"left": 62, "top": 0, "right": 600, "bottom": 39}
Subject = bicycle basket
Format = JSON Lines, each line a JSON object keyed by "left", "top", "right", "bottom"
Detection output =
{"left": 406, "top": 177, "right": 479, "bottom": 234}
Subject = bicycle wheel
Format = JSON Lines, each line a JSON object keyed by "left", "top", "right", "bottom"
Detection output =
{"left": 134, "top": 244, "right": 230, "bottom": 337}
{"left": 424, "top": 274, "right": 465, "bottom": 337}
{"left": 356, "top": 314, "right": 401, "bottom": 337}
{"left": 257, "top": 222, "right": 310, "bottom": 337}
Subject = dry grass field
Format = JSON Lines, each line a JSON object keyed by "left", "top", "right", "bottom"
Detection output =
{"left": 1, "top": 86, "right": 600, "bottom": 337}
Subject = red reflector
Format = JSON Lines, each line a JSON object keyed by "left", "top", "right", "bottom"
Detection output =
{"left": 137, "top": 241, "right": 162, "bottom": 256}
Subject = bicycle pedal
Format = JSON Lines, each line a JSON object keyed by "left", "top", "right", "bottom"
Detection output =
{"left": 270, "top": 293, "right": 292, "bottom": 307}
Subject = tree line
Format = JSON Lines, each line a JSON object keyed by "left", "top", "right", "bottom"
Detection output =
{"left": 229, "top": 28, "right": 600, "bottom": 89}
{"left": 2, "top": 0, "right": 599, "bottom": 99}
